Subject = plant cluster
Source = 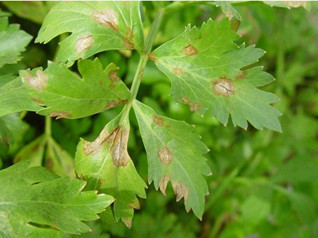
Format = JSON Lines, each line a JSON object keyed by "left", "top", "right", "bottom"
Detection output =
{"left": 0, "top": 1, "right": 317, "bottom": 237}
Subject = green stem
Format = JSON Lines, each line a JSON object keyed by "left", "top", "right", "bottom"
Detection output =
{"left": 119, "top": 8, "right": 163, "bottom": 124}
{"left": 45, "top": 116, "right": 51, "bottom": 138}
{"left": 205, "top": 161, "right": 245, "bottom": 211}
{"left": 276, "top": 46, "right": 285, "bottom": 81}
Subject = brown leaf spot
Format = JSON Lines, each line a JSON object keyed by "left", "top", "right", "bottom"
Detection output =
{"left": 172, "top": 182, "right": 189, "bottom": 202}
{"left": 45, "top": 158, "right": 53, "bottom": 169}
{"left": 23, "top": 70, "right": 47, "bottom": 91}
{"left": 212, "top": 77, "right": 235, "bottom": 96}
{"left": 153, "top": 115, "right": 164, "bottom": 127}
{"left": 190, "top": 103, "right": 201, "bottom": 112}
{"left": 148, "top": 52, "right": 157, "bottom": 62}
{"left": 283, "top": 1, "right": 306, "bottom": 7}
{"left": 109, "top": 70, "right": 120, "bottom": 82}
{"left": 92, "top": 10, "right": 118, "bottom": 30}
{"left": 32, "top": 98, "right": 44, "bottom": 104}
{"left": 180, "top": 97, "right": 202, "bottom": 112}
{"left": 159, "top": 175, "right": 171, "bottom": 195}
{"left": 184, "top": 44, "right": 198, "bottom": 56}
{"left": 231, "top": 19, "right": 240, "bottom": 32}
{"left": 181, "top": 97, "right": 190, "bottom": 104}
{"left": 127, "top": 27, "right": 134, "bottom": 39}
{"left": 129, "top": 201, "right": 140, "bottom": 209}
{"left": 84, "top": 126, "right": 131, "bottom": 167}
{"left": 4, "top": 136, "right": 9, "bottom": 146}
{"left": 123, "top": 37, "right": 134, "bottom": 49}
{"left": 83, "top": 127, "right": 110, "bottom": 155}
{"left": 105, "top": 99, "right": 128, "bottom": 110}
{"left": 123, "top": 218, "right": 132, "bottom": 229}
{"left": 235, "top": 71, "right": 247, "bottom": 80}
{"left": 158, "top": 147, "right": 172, "bottom": 165}
{"left": 109, "top": 127, "right": 131, "bottom": 167}
{"left": 173, "top": 67, "right": 185, "bottom": 75}
{"left": 49, "top": 111, "right": 71, "bottom": 119}
{"left": 76, "top": 35, "right": 94, "bottom": 54}
{"left": 225, "top": 10, "right": 234, "bottom": 20}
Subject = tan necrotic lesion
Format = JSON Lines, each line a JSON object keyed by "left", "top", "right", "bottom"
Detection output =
{"left": 212, "top": 77, "right": 235, "bottom": 97}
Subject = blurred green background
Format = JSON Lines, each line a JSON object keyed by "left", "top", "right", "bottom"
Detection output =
{"left": 0, "top": 1, "right": 318, "bottom": 237}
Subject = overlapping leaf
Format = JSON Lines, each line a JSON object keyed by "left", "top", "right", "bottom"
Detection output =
{"left": 0, "top": 161, "right": 114, "bottom": 237}
{"left": 36, "top": 1, "right": 144, "bottom": 64}
{"left": 153, "top": 19, "right": 282, "bottom": 131}
{"left": 20, "top": 59, "right": 131, "bottom": 119}
{"left": 2, "top": 2, "right": 55, "bottom": 24}
{"left": 0, "top": 77, "right": 41, "bottom": 117}
{"left": 215, "top": 1, "right": 242, "bottom": 21}
{"left": 14, "top": 135, "right": 76, "bottom": 178}
{"left": 75, "top": 113, "right": 147, "bottom": 228}
{"left": 133, "top": 100, "right": 211, "bottom": 218}
{"left": 0, "top": 16, "right": 32, "bottom": 68}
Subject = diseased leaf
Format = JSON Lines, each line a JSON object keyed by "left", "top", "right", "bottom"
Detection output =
{"left": 133, "top": 100, "right": 211, "bottom": 219}
{"left": 36, "top": 1, "right": 144, "bottom": 64}
{"left": 20, "top": 59, "right": 131, "bottom": 119}
{"left": 0, "top": 77, "right": 42, "bottom": 117}
{"left": 75, "top": 112, "right": 147, "bottom": 228}
{"left": 263, "top": 1, "right": 309, "bottom": 9}
{"left": 215, "top": 1, "right": 242, "bottom": 21}
{"left": 0, "top": 17, "right": 32, "bottom": 68}
{"left": 153, "top": 19, "right": 282, "bottom": 131}
{"left": 0, "top": 161, "right": 114, "bottom": 237}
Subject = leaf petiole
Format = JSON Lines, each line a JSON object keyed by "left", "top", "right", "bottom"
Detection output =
{"left": 119, "top": 8, "right": 164, "bottom": 125}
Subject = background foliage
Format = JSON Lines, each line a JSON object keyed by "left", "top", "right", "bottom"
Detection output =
{"left": 0, "top": 1, "right": 318, "bottom": 238}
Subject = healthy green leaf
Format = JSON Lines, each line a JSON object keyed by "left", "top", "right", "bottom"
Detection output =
{"left": 0, "top": 77, "right": 42, "bottom": 117}
{"left": 133, "top": 100, "right": 211, "bottom": 219}
{"left": 36, "top": 1, "right": 144, "bottom": 64}
{"left": 153, "top": 19, "right": 282, "bottom": 131}
{"left": 0, "top": 17, "right": 32, "bottom": 68}
{"left": 0, "top": 161, "right": 114, "bottom": 237}
{"left": 20, "top": 59, "right": 131, "bottom": 119}
{"left": 2, "top": 2, "right": 55, "bottom": 24}
{"left": 0, "top": 10, "right": 11, "bottom": 18}
{"left": 75, "top": 112, "right": 147, "bottom": 228}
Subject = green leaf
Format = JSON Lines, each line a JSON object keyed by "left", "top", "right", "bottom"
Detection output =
{"left": 2, "top": 2, "right": 55, "bottom": 24}
{"left": 0, "top": 113, "right": 30, "bottom": 156}
{"left": 75, "top": 112, "right": 147, "bottom": 228}
{"left": 0, "top": 17, "right": 32, "bottom": 68}
{"left": 45, "top": 137, "right": 76, "bottom": 178}
{"left": 20, "top": 59, "right": 131, "bottom": 119}
{"left": 0, "top": 161, "right": 114, "bottom": 237}
{"left": 0, "top": 10, "right": 11, "bottom": 18}
{"left": 0, "top": 117, "right": 13, "bottom": 156}
{"left": 14, "top": 135, "right": 76, "bottom": 178}
{"left": 36, "top": 1, "right": 144, "bottom": 64}
{"left": 133, "top": 100, "right": 211, "bottom": 219}
{"left": 153, "top": 19, "right": 282, "bottom": 131}
{"left": 240, "top": 195, "right": 271, "bottom": 225}
{"left": 0, "top": 77, "right": 41, "bottom": 117}
{"left": 14, "top": 135, "right": 46, "bottom": 167}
